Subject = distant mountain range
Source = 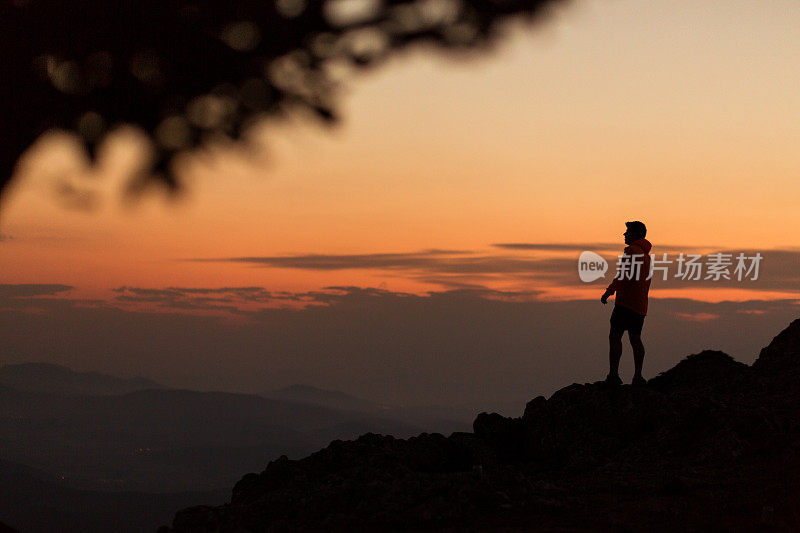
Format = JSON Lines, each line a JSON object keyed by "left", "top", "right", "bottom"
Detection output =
{"left": 0, "top": 383, "right": 433, "bottom": 493}
{"left": 264, "top": 383, "right": 381, "bottom": 413}
{"left": 0, "top": 363, "right": 488, "bottom": 531}
{"left": 263, "top": 383, "right": 523, "bottom": 433}
{"left": 0, "top": 363, "right": 505, "bottom": 431}
{"left": 0, "top": 362, "right": 529, "bottom": 531}
{"left": 0, "top": 362, "right": 164, "bottom": 395}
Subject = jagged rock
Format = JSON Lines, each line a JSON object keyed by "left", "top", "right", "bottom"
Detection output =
{"left": 519, "top": 382, "right": 680, "bottom": 468}
{"left": 522, "top": 395, "right": 546, "bottom": 421}
{"left": 163, "top": 320, "right": 800, "bottom": 532}
{"left": 753, "top": 318, "right": 800, "bottom": 380}
{"left": 473, "top": 412, "right": 525, "bottom": 462}
{"left": 647, "top": 350, "right": 749, "bottom": 395}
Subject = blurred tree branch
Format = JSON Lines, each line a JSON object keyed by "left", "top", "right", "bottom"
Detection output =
{"left": 0, "top": 0, "right": 567, "bottom": 209}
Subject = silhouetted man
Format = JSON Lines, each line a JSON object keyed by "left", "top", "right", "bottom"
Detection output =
{"left": 601, "top": 221, "right": 652, "bottom": 386}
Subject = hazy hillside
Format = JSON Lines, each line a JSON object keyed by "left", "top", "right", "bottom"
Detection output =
{"left": 0, "top": 363, "right": 496, "bottom": 531}
{"left": 0, "top": 383, "right": 430, "bottom": 493}
{"left": 263, "top": 384, "right": 521, "bottom": 436}
{"left": 264, "top": 384, "right": 380, "bottom": 413}
{"left": 0, "top": 363, "right": 164, "bottom": 395}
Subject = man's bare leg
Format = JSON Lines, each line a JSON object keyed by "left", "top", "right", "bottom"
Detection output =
{"left": 608, "top": 330, "right": 623, "bottom": 378}
{"left": 630, "top": 333, "right": 645, "bottom": 379}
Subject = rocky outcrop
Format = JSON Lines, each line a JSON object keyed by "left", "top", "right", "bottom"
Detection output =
{"left": 752, "top": 318, "right": 800, "bottom": 389}
{"left": 162, "top": 320, "right": 800, "bottom": 532}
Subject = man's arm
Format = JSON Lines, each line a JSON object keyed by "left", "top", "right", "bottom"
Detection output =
{"left": 601, "top": 245, "right": 633, "bottom": 304}
{"left": 601, "top": 273, "right": 620, "bottom": 304}
{"left": 601, "top": 286, "right": 614, "bottom": 304}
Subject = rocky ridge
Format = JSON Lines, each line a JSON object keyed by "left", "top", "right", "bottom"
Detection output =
{"left": 162, "top": 319, "right": 800, "bottom": 531}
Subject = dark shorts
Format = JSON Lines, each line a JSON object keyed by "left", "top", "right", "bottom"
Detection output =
{"left": 610, "top": 305, "right": 645, "bottom": 336}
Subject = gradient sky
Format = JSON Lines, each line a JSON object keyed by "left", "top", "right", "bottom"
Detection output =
{"left": 1, "top": 0, "right": 799, "bottom": 404}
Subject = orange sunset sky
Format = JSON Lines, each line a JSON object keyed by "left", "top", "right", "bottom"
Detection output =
{"left": 2, "top": 0, "right": 800, "bottom": 310}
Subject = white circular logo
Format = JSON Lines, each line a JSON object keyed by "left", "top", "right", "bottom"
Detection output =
{"left": 578, "top": 251, "right": 608, "bottom": 283}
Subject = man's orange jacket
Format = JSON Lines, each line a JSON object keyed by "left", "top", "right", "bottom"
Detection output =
{"left": 606, "top": 238, "right": 652, "bottom": 316}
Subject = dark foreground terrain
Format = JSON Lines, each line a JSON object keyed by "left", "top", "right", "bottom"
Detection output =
{"left": 162, "top": 318, "right": 800, "bottom": 531}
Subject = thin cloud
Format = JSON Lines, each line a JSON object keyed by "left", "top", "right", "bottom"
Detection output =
{"left": 411, "top": 275, "right": 500, "bottom": 291}
{"left": 112, "top": 286, "right": 277, "bottom": 311}
{"left": 492, "top": 242, "right": 716, "bottom": 252}
{"left": 194, "top": 251, "right": 552, "bottom": 275}
{"left": 109, "top": 284, "right": 540, "bottom": 313}
{"left": 675, "top": 312, "right": 720, "bottom": 322}
{"left": 187, "top": 246, "right": 800, "bottom": 297}
{"left": 492, "top": 242, "right": 620, "bottom": 251}
{"left": 194, "top": 250, "right": 477, "bottom": 271}
{"left": 166, "top": 287, "right": 268, "bottom": 294}
{"left": 111, "top": 285, "right": 422, "bottom": 311}
{"left": 0, "top": 284, "right": 73, "bottom": 297}
{"left": 113, "top": 286, "right": 273, "bottom": 300}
